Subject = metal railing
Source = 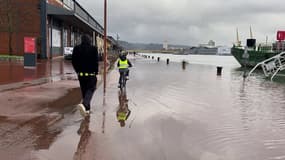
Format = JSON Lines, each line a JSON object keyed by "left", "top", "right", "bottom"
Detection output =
{"left": 63, "top": 0, "right": 74, "bottom": 10}
{"left": 248, "top": 52, "right": 285, "bottom": 81}
{"left": 60, "top": 0, "right": 104, "bottom": 34}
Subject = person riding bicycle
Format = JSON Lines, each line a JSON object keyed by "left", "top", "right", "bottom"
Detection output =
{"left": 117, "top": 53, "right": 132, "bottom": 88}
{"left": 116, "top": 90, "right": 131, "bottom": 127}
{"left": 116, "top": 101, "right": 131, "bottom": 127}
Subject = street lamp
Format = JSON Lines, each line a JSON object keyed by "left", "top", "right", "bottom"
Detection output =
{"left": 103, "top": 0, "right": 107, "bottom": 93}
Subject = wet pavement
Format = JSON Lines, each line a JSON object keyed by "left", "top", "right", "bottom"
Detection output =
{"left": 0, "top": 58, "right": 75, "bottom": 85}
{"left": 0, "top": 58, "right": 77, "bottom": 91}
{"left": 1, "top": 55, "right": 285, "bottom": 160}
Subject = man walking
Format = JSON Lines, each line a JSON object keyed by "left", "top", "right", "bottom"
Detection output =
{"left": 72, "top": 34, "right": 99, "bottom": 116}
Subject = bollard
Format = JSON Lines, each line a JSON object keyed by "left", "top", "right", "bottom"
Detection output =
{"left": 152, "top": 56, "right": 154, "bottom": 59}
{"left": 157, "top": 57, "right": 160, "bottom": 62}
{"left": 217, "top": 66, "right": 223, "bottom": 75}
{"left": 166, "top": 58, "right": 169, "bottom": 65}
{"left": 182, "top": 60, "right": 186, "bottom": 70}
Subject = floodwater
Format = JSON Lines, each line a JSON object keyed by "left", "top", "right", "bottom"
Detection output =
{"left": 87, "top": 54, "right": 285, "bottom": 160}
{"left": 3, "top": 54, "right": 285, "bottom": 160}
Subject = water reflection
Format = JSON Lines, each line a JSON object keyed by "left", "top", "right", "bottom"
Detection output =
{"left": 182, "top": 60, "right": 187, "bottom": 70}
{"left": 0, "top": 114, "right": 63, "bottom": 159}
{"left": 238, "top": 79, "right": 251, "bottom": 130}
{"left": 0, "top": 59, "right": 74, "bottom": 85}
{"left": 116, "top": 90, "right": 131, "bottom": 127}
{"left": 74, "top": 116, "right": 91, "bottom": 160}
{"left": 123, "top": 55, "right": 285, "bottom": 159}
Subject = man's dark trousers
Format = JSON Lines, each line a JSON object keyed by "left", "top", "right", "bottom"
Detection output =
{"left": 78, "top": 76, "right": 97, "bottom": 111}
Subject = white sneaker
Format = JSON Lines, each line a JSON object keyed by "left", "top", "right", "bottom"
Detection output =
{"left": 86, "top": 110, "right": 91, "bottom": 115}
{"left": 78, "top": 104, "right": 87, "bottom": 117}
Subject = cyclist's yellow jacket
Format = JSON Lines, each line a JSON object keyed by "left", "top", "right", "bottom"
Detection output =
{"left": 118, "top": 60, "right": 129, "bottom": 69}
{"left": 117, "top": 112, "right": 127, "bottom": 121}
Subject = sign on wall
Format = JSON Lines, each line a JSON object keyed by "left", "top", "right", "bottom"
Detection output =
{"left": 277, "top": 31, "right": 285, "bottom": 41}
{"left": 24, "top": 37, "right": 36, "bottom": 53}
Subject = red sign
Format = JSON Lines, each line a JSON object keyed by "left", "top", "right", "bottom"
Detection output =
{"left": 24, "top": 37, "right": 36, "bottom": 53}
{"left": 277, "top": 31, "right": 285, "bottom": 41}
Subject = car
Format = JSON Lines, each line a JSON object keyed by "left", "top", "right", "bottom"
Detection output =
{"left": 64, "top": 47, "right": 74, "bottom": 60}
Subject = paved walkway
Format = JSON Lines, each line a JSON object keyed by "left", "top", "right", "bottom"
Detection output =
{"left": 0, "top": 56, "right": 107, "bottom": 160}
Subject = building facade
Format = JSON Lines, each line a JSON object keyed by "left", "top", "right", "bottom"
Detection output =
{"left": 163, "top": 40, "right": 168, "bottom": 50}
{"left": 0, "top": 0, "right": 117, "bottom": 59}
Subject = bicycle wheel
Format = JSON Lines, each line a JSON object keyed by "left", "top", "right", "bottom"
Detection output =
{"left": 120, "top": 72, "right": 127, "bottom": 91}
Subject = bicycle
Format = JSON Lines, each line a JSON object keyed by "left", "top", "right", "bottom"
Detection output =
{"left": 119, "top": 69, "right": 128, "bottom": 91}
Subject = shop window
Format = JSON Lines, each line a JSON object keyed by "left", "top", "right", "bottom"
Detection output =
{"left": 52, "top": 28, "right": 61, "bottom": 47}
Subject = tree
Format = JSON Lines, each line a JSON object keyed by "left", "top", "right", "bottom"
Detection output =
{"left": 6, "top": 0, "right": 14, "bottom": 55}
{"left": 0, "top": 0, "right": 17, "bottom": 55}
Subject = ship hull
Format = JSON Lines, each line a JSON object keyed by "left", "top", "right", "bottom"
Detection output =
{"left": 231, "top": 48, "right": 278, "bottom": 67}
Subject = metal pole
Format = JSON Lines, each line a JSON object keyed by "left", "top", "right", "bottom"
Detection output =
{"left": 103, "top": 0, "right": 107, "bottom": 93}
{"left": 40, "top": 0, "right": 47, "bottom": 59}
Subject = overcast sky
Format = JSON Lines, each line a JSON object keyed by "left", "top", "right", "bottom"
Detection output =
{"left": 77, "top": 0, "right": 285, "bottom": 46}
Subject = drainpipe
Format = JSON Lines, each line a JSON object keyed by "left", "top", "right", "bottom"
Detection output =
{"left": 50, "top": 17, "right": 53, "bottom": 59}
{"left": 40, "top": 0, "right": 47, "bottom": 59}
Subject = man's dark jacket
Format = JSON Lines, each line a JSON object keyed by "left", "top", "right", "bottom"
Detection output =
{"left": 72, "top": 42, "right": 99, "bottom": 74}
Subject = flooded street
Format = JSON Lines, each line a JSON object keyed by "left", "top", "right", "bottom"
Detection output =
{"left": 2, "top": 54, "right": 285, "bottom": 160}
{"left": 77, "top": 54, "right": 285, "bottom": 160}
{"left": 2, "top": 0, "right": 285, "bottom": 159}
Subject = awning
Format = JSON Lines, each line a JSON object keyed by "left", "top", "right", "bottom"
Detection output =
{"left": 47, "top": 4, "right": 103, "bottom": 35}
{"left": 47, "top": 3, "right": 74, "bottom": 16}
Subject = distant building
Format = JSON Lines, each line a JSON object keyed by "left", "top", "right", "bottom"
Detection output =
{"left": 163, "top": 40, "right": 168, "bottom": 50}
{"left": 199, "top": 40, "right": 216, "bottom": 48}
{"left": 187, "top": 40, "right": 217, "bottom": 55}
{"left": 199, "top": 44, "right": 208, "bottom": 47}
{"left": 217, "top": 46, "right": 231, "bottom": 55}
{"left": 208, "top": 40, "right": 215, "bottom": 47}
{"left": 184, "top": 46, "right": 217, "bottom": 55}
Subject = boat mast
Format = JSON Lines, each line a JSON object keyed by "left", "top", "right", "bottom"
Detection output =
{"left": 250, "top": 26, "right": 253, "bottom": 39}
{"left": 236, "top": 28, "right": 241, "bottom": 47}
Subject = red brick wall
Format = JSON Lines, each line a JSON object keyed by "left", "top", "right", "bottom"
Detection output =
{"left": 0, "top": 0, "right": 41, "bottom": 56}
{"left": 0, "top": 32, "right": 9, "bottom": 54}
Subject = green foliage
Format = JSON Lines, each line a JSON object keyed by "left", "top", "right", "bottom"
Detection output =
{"left": 0, "top": 54, "right": 23, "bottom": 60}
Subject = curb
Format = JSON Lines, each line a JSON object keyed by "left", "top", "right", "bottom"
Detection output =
{"left": 0, "top": 73, "right": 78, "bottom": 92}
